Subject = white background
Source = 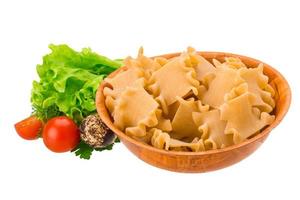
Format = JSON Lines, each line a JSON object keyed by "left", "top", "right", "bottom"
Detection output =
{"left": 0, "top": 0, "right": 299, "bottom": 199}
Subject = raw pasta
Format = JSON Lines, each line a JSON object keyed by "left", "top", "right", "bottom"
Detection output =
{"left": 185, "top": 47, "right": 216, "bottom": 81}
{"left": 113, "top": 81, "right": 160, "bottom": 137}
{"left": 123, "top": 47, "right": 162, "bottom": 79}
{"left": 150, "top": 128, "right": 205, "bottom": 152}
{"left": 192, "top": 109, "right": 231, "bottom": 150}
{"left": 171, "top": 97, "right": 209, "bottom": 140}
{"left": 202, "top": 65, "right": 245, "bottom": 108}
{"left": 148, "top": 54, "right": 201, "bottom": 107}
{"left": 239, "top": 64, "right": 275, "bottom": 113}
{"left": 220, "top": 92, "right": 274, "bottom": 144}
{"left": 103, "top": 67, "right": 143, "bottom": 99}
{"left": 213, "top": 57, "right": 246, "bottom": 69}
{"left": 103, "top": 47, "right": 276, "bottom": 152}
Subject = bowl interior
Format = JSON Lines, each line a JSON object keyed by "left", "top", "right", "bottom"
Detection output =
{"left": 96, "top": 52, "right": 291, "bottom": 157}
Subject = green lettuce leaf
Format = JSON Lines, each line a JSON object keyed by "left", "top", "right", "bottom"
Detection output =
{"left": 31, "top": 44, "right": 122, "bottom": 123}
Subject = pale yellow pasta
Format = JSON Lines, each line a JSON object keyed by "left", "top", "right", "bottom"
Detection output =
{"left": 193, "top": 109, "right": 232, "bottom": 150}
{"left": 154, "top": 57, "right": 169, "bottom": 67}
{"left": 213, "top": 57, "right": 246, "bottom": 69}
{"left": 104, "top": 78, "right": 145, "bottom": 116}
{"left": 113, "top": 83, "right": 160, "bottom": 137}
{"left": 150, "top": 128, "right": 205, "bottom": 152}
{"left": 103, "top": 47, "right": 276, "bottom": 152}
{"left": 185, "top": 47, "right": 216, "bottom": 81}
{"left": 123, "top": 47, "right": 162, "bottom": 79}
{"left": 239, "top": 63, "right": 275, "bottom": 112}
{"left": 103, "top": 67, "right": 143, "bottom": 99}
{"left": 166, "top": 101, "right": 180, "bottom": 120}
{"left": 171, "top": 97, "right": 209, "bottom": 140}
{"left": 154, "top": 109, "right": 172, "bottom": 132}
{"left": 202, "top": 66, "right": 245, "bottom": 108}
{"left": 220, "top": 92, "right": 274, "bottom": 144}
{"left": 148, "top": 55, "right": 201, "bottom": 107}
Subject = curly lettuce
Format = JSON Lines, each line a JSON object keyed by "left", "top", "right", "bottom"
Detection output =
{"left": 31, "top": 44, "right": 122, "bottom": 123}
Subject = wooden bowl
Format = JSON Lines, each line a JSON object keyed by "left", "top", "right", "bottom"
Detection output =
{"left": 96, "top": 52, "right": 291, "bottom": 173}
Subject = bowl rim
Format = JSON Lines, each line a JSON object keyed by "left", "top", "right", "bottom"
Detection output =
{"left": 96, "top": 51, "right": 292, "bottom": 156}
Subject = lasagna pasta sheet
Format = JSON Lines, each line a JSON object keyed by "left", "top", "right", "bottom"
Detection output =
{"left": 103, "top": 47, "right": 275, "bottom": 152}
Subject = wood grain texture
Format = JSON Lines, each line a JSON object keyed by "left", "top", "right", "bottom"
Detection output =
{"left": 96, "top": 52, "right": 291, "bottom": 173}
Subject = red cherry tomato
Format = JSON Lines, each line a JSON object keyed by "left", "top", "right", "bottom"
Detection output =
{"left": 15, "top": 116, "right": 43, "bottom": 140}
{"left": 42, "top": 116, "right": 80, "bottom": 153}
